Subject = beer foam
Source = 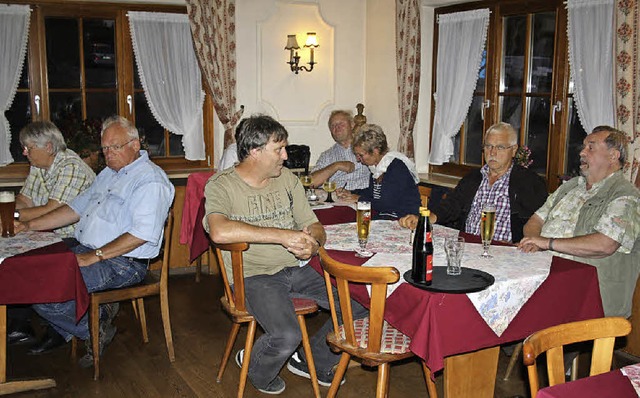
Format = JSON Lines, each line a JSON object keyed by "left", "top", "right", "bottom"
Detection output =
{"left": 356, "top": 201, "right": 371, "bottom": 210}
{"left": 0, "top": 191, "right": 15, "bottom": 203}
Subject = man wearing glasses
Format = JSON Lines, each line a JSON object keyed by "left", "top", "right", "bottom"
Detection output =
{"left": 400, "top": 122, "right": 547, "bottom": 243}
{"left": 16, "top": 115, "right": 174, "bottom": 368}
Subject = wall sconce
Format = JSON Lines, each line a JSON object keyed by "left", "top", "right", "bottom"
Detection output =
{"left": 284, "top": 32, "right": 319, "bottom": 74}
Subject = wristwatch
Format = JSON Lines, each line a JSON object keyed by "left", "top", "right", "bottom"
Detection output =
{"left": 95, "top": 249, "right": 104, "bottom": 260}
{"left": 13, "top": 210, "right": 19, "bottom": 220}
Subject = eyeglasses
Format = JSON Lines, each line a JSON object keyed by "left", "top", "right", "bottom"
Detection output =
{"left": 482, "top": 144, "right": 515, "bottom": 152}
{"left": 101, "top": 139, "right": 136, "bottom": 153}
{"left": 22, "top": 144, "right": 38, "bottom": 154}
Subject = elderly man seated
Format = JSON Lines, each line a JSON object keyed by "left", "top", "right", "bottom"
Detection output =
{"left": 519, "top": 126, "right": 640, "bottom": 317}
{"left": 16, "top": 116, "right": 174, "bottom": 367}
{"left": 399, "top": 122, "right": 547, "bottom": 243}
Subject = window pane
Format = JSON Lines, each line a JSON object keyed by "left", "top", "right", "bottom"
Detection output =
{"left": 18, "top": 53, "right": 29, "bottom": 89}
{"left": 46, "top": 18, "right": 80, "bottom": 89}
{"left": 86, "top": 92, "right": 117, "bottom": 120}
{"left": 6, "top": 92, "right": 32, "bottom": 162}
{"left": 565, "top": 96, "right": 587, "bottom": 178}
{"left": 464, "top": 95, "right": 484, "bottom": 166}
{"left": 525, "top": 97, "right": 550, "bottom": 174}
{"left": 134, "top": 92, "right": 165, "bottom": 157}
{"left": 49, "top": 92, "right": 82, "bottom": 126}
{"left": 501, "top": 15, "right": 526, "bottom": 93}
{"left": 530, "top": 12, "right": 555, "bottom": 93}
{"left": 169, "top": 133, "right": 185, "bottom": 157}
{"left": 500, "top": 96, "right": 523, "bottom": 132}
{"left": 475, "top": 49, "right": 487, "bottom": 93}
{"left": 84, "top": 19, "right": 116, "bottom": 88}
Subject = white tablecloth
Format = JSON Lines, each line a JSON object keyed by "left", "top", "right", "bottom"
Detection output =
{"left": 0, "top": 231, "right": 62, "bottom": 265}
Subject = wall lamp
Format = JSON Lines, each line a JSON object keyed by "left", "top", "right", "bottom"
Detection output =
{"left": 284, "top": 32, "right": 319, "bottom": 74}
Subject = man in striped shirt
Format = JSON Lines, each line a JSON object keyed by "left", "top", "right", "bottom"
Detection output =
{"left": 310, "top": 110, "right": 370, "bottom": 191}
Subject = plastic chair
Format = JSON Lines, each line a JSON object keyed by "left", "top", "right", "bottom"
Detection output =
{"left": 212, "top": 242, "right": 320, "bottom": 398}
{"left": 284, "top": 144, "right": 311, "bottom": 175}
{"left": 522, "top": 317, "right": 631, "bottom": 397}
{"left": 318, "top": 247, "right": 437, "bottom": 398}
{"left": 73, "top": 209, "right": 176, "bottom": 380}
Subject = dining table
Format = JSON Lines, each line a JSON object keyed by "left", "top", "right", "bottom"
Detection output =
{"left": 536, "top": 362, "right": 640, "bottom": 397}
{"left": 0, "top": 232, "right": 89, "bottom": 395}
{"left": 311, "top": 204, "right": 605, "bottom": 398}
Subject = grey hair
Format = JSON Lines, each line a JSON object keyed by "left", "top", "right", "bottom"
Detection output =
{"left": 593, "top": 125, "right": 628, "bottom": 166}
{"left": 352, "top": 124, "right": 388, "bottom": 154}
{"left": 19, "top": 121, "right": 67, "bottom": 154}
{"left": 485, "top": 122, "right": 518, "bottom": 146}
{"left": 235, "top": 115, "right": 288, "bottom": 162}
{"left": 101, "top": 115, "right": 139, "bottom": 139}
{"left": 328, "top": 110, "right": 354, "bottom": 129}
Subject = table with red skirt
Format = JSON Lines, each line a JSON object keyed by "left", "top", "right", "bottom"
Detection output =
{"left": 312, "top": 206, "right": 604, "bottom": 397}
{"left": 0, "top": 241, "right": 89, "bottom": 395}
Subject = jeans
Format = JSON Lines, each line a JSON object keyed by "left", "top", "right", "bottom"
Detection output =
{"left": 33, "top": 244, "right": 148, "bottom": 341}
{"left": 242, "top": 264, "right": 368, "bottom": 389}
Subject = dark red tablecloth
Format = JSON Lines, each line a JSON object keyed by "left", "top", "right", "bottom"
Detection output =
{"left": 310, "top": 206, "right": 604, "bottom": 374}
{"left": 181, "top": 171, "right": 215, "bottom": 262}
{"left": 0, "top": 242, "right": 89, "bottom": 321}
{"left": 536, "top": 370, "right": 637, "bottom": 398}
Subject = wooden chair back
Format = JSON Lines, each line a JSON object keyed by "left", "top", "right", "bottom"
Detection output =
{"left": 522, "top": 317, "right": 631, "bottom": 397}
{"left": 319, "top": 247, "right": 399, "bottom": 356}
{"left": 213, "top": 242, "right": 250, "bottom": 314}
{"left": 283, "top": 144, "right": 311, "bottom": 175}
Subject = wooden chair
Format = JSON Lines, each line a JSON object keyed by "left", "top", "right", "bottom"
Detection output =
{"left": 73, "top": 210, "right": 176, "bottom": 380}
{"left": 318, "top": 247, "right": 437, "bottom": 398}
{"left": 522, "top": 317, "right": 631, "bottom": 397}
{"left": 212, "top": 242, "right": 321, "bottom": 398}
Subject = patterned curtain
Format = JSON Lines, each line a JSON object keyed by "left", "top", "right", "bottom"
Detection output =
{"left": 186, "top": 0, "right": 243, "bottom": 149}
{"left": 614, "top": 0, "right": 639, "bottom": 185}
{"left": 396, "top": 0, "right": 421, "bottom": 159}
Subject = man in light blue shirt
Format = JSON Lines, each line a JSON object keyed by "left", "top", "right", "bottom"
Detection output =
{"left": 17, "top": 116, "right": 174, "bottom": 367}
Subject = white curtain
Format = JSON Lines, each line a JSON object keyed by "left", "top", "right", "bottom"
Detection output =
{"left": 0, "top": 5, "right": 30, "bottom": 166}
{"left": 128, "top": 12, "right": 205, "bottom": 160}
{"left": 567, "top": 0, "right": 615, "bottom": 132}
{"left": 429, "top": 9, "right": 490, "bottom": 165}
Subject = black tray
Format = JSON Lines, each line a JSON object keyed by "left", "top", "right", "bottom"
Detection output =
{"left": 403, "top": 268, "right": 494, "bottom": 294}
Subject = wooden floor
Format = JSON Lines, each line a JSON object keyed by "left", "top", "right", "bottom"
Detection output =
{"left": 5, "top": 272, "right": 633, "bottom": 398}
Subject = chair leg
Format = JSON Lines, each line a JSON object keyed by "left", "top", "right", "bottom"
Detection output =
{"left": 376, "top": 363, "right": 390, "bottom": 398}
{"left": 327, "top": 352, "right": 351, "bottom": 398}
{"left": 238, "top": 321, "right": 257, "bottom": 398}
{"left": 160, "top": 288, "right": 175, "bottom": 361}
{"left": 422, "top": 361, "right": 438, "bottom": 398}
{"left": 70, "top": 337, "right": 78, "bottom": 362}
{"left": 136, "top": 298, "right": 149, "bottom": 343}
{"left": 297, "top": 315, "right": 320, "bottom": 398}
{"left": 217, "top": 323, "right": 242, "bottom": 383}
{"left": 503, "top": 342, "right": 523, "bottom": 381}
{"left": 195, "top": 256, "right": 202, "bottom": 283}
{"left": 91, "top": 301, "right": 101, "bottom": 381}
{"left": 131, "top": 299, "right": 139, "bottom": 320}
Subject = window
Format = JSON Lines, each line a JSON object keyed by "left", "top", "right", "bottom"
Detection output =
{"left": 1, "top": 2, "right": 213, "bottom": 180}
{"left": 432, "top": 0, "right": 578, "bottom": 190}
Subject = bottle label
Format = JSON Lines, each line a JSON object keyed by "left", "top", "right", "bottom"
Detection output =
{"left": 425, "top": 231, "right": 432, "bottom": 243}
{"left": 425, "top": 254, "right": 433, "bottom": 282}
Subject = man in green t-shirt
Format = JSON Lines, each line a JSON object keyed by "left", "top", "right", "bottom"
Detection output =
{"left": 204, "top": 115, "right": 366, "bottom": 394}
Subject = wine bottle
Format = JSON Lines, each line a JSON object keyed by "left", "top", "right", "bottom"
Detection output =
{"left": 411, "top": 207, "right": 428, "bottom": 283}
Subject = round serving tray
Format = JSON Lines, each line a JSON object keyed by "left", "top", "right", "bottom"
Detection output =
{"left": 403, "top": 267, "right": 495, "bottom": 294}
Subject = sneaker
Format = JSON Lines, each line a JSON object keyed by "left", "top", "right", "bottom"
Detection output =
{"left": 287, "top": 351, "right": 345, "bottom": 387}
{"left": 78, "top": 321, "right": 117, "bottom": 368}
{"left": 235, "top": 349, "right": 286, "bottom": 395}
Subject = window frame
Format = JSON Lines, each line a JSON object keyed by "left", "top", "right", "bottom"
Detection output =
{"left": 0, "top": 0, "right": 214, "bottom": 181}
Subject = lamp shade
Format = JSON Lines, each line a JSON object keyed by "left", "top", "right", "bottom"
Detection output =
{"left": 285, "top": 34, "right": 300, "bottom": 50}
{"left": 304, "top": 32, "right": 319, "bottom": 48}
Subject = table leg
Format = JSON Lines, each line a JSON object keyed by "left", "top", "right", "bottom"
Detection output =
{"left": 443, "top": 346, "right": 500, "bottom": 398}
{"left": 0, "top": 305, "right": 56, "bottom": 395}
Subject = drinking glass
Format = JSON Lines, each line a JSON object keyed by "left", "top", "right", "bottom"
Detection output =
{"left": 0, "top": 191, "right": 16, "bottom": 238}
{"left": 355, "top": 201, "right": 373, "bottom": 257}
{"left": 445, "top": 236, "right": 465, "bottom": 275}
{"left": 322, "top": 181, "right": 337, "bottom": 203}
{"left": 479, "top": 203, "right": 496, "bottom": 258}
{"left": 299, "top": 175, "right": 316, "bottom": 200}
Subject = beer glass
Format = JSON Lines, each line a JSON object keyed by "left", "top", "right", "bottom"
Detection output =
{"left": 322, "top": 181, "right": 337, "bottom": 203}
{"left": 355, "top": 201, "right": 373, "bottom": 257}
{"left": 479, "top": 203, "right": 496, "bottom": 258}
{"left": 0, "top": 191, "right": 16, "bottom": 238}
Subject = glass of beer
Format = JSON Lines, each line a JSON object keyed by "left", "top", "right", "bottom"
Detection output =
{"left": 355, "top": 201, "right": 373, "bottom": 257}
{"left": 0, "top": 191, "right": 16, "bottom": 238}
{"left": 480, "top": 203, "right": 496, "bottom": 258}
{"left": 322, "top": 181, "right": 337, "bottom": 203}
